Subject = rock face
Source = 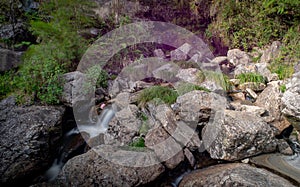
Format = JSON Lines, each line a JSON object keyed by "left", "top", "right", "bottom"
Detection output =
{"left": 55, "top": 145, "right": 165, "bottom": 187}
{"left": 179, "top": 163, "right": 295, "bottom": 187}
{"left": 282, "top": 72, "right": 300, "bottom": 126}
{"left": 0, "top": 48, "right": 23, "bottom": 72}
{"left": 60, "top": 71, "right": 88, "bottom": 107}
{"left": 0, "top": 97, "right": 65, "bottom": 186}
{"left": 255, "top": 81, "right": 291, "bottom": 131}
{"left": 203, "top": 110, "right": 277, "bottom": 161}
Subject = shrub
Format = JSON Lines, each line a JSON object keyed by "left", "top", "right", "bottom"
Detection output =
{"left": 8, "top": 0, "right": 98, "bottom": 104}
{"left": 137, "top": 86, "right": 179, "bottom": 107}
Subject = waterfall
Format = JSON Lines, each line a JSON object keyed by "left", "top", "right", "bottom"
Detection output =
{"left": 78, "top": 105, "right": 116, "bottom": 138}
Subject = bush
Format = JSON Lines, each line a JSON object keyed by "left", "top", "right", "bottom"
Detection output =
{"left": 8, "top": 0, "right": 98, "bottom": 104}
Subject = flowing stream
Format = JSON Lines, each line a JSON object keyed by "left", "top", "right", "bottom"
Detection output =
{"left": 43, "top": 106, "right": 116, "bottom": 182}
{"left": 251, "top": 139, "right": 300, "bottom": 184}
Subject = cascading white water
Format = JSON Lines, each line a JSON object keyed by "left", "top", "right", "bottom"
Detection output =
{"left": 44, "top": 128, "right": 80, "bottom": 181}
{"left": 78, "top": 105, "right": 116, "bottom": 138}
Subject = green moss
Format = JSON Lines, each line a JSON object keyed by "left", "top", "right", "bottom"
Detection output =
{"left": 137, "top": 86, "right": 179, "bottom": 107}
{"left": 129, "top": 137, "right": 145, "bottom": 148}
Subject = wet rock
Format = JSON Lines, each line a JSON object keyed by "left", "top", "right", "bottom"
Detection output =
{"left": 260, "top": 41, "right": 282, "bottom": 64}
{"left": 227, "top": 49, "right": 251, "bottom": 66}
{"left": 0, "top": 48, "right": 23, "bottom": 72}
{"left": 282, "top": 72, "right": 300, "bottom": 126}
{"left": 179, "top": 163, "right": 295, "bottom": 187}
{"left": 60, "top": 71, "right": 88, "bottom": 107}
{"left": 202, "top": 110, "right": 278, "bottom": 161}
{"left": 0, "top": 97, "right": 65, "bottom": 186}
{"left": 55, "top": 145, "right": 165, "bottom": 186}
{"left": 277, "top": 140, "right": 294, "bottom": 155}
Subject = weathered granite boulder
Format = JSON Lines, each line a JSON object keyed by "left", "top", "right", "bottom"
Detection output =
{"left": 281, "top": 72, "right": 300, "bottom": 128}
{"left": 255, "top": 62, "right": 278, "bottom": 82}
{"left": 202, "top": 110, "right": 278, "bottom": 161}
{"left": 227, "top": 49, "right": 251, "bottom": 66}
{"left": 179, "top": 163, "right": 295, "bottom": 187}
{"left": 104, "top": 104, "right": 141, "bottom": 146}
{"left": 0, "top": 48, "right": 23, "bottom": 72}
{"left": 60, "top": 71, "right": 88, "bottom": 107}
{"left": 0, "top": 97, "right": 65, "bottom": 186}
{"left": 260, "top": 41, "right": 282, "bottom": 64}
{"left": 176, "top": 68, "right": 200, "bottom": 85}
{"left": 175, "top": 90, "right": 227, "bottom": 123}
{"left": 54, "top": 145, "right": 165, "bottom": 186}
{"left": 170, "top": 43, "right": 192, "bottom": 61}
{"left": 255, "top": 81, "right": 290, "bottom": 131}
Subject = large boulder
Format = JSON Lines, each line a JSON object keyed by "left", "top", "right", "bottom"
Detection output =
{"left": 202, "top": 110, "right": 278, "bottom": 161}
{"left": 179, "top": 163, "right": 295, "bottom": 187}
{"left": 227, "top": 49, "right": 251, "bottom": 66}
{"left": 260, "top": 41, "right": 282, "bottom": 64}
{"left": 255, "top": 81, "right": 290, "bottom": 131}
{"left": 0, "top": 97, "right": 65, "bottom": 186}
{"left": 281, "top": 72, "right": 300, "bottom": 128}
{"left": 175, "top": 90, "right": 227, "bottom": 124}
{"left": 104, "top": 104, "right": 141, "bottom": 146}
{"left": 54, "top": 145, "right": 165, "bottom": 186}
{"left": 0, "top": 48, "right": 23, "bottom": 72}
{"left": 60, "top": 71, "right": 88, "bottom": 107}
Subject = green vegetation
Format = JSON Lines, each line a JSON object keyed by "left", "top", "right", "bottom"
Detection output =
{"left": 206, "top": 0, "right": 300, "bottom": 79}
{"left": 0, "top": 0, "right": 101, "bottom": 104}
{"left": 236, "top": 73, "right": 267, "bottom": 84}
{"left": 129, "top": 137, "right": 145, "bottom": 148}
{"left": 176, "top": 82, "right": 210, "bottom": 95}
{"left": 280, "top": 84, "right": 287, "bottom": 93}
{"left": 269, "top": 62, "right": 294, "bottom": 80}
{"left": 137, "top": 86, "right": 179, "bottom": 107}
{"left": 198, "top": 70, "right": 231, "bottom": 91}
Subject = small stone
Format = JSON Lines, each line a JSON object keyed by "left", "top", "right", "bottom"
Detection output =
{"left": 241, "top": 158, "right": 249, "bottom": 164}
{"left": 246, "top": 88, "right": 257, "bottom": 99}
